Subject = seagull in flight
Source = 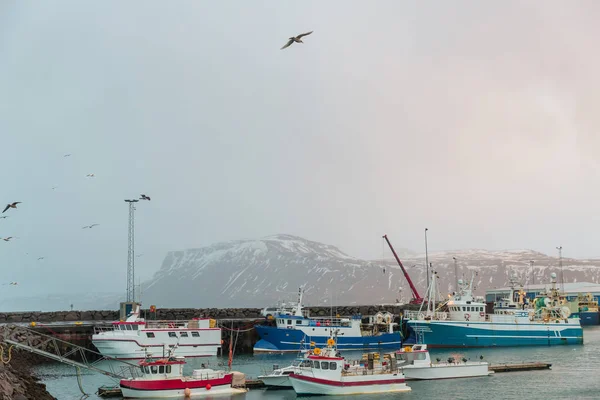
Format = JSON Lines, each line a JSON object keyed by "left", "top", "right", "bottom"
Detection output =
{"left": 281, "top": 31, "right": 313, "bottom": 50}
{"left": 52, "top": 186, "right": 58, "bottom": 190}
{"left": 3, "top": 282, "right": 18, "bottom": 286}
{"left": 37, "top": 257, "right": 45, "bottom": 261}
{"left": 64, "top": 154, "right": 72, "bottom": 157}
{"left": 2, "top": 237, "right": 13, "bottom": 242}
{"left": 140, "top": 194, "right": 151, "bottom": 201}
{"left": 2, "top": 202, "right": 21, "bottom": 213}
{"left": 0, "top": 216, "right": 8, "bottom": 219}
{"left": 86, "top": 173, "right": 95, "bottom": 178}
{"left": 82, "top": 224, "right": 99, "bottom": 229}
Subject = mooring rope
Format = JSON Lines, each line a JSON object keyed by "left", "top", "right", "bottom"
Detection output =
{"left": 0, "top": 344, "right": 13, "bottom": 364}
{"left": 75, "top": 366, "right": 89, "bottom": 396}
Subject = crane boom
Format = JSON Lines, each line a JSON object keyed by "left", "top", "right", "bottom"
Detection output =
{"left": 382, "top": 234, "right": 423, "bottom": 304}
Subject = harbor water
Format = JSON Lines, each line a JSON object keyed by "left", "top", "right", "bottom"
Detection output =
{"left": 36, "top": 326, "right": 600, "bottom": 400}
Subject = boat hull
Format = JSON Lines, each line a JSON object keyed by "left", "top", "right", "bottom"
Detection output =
{"left": 254, "top": 325, "right": 401, "bottom": 353}
{"left": 402, "top": 363, "right": 491, "bottom": 380}
{"left": 120, "top": 386, "right": 247, "bottom": 398}
{"left": 256, "top": 375, "right": 292, "bottom": 388}
{"left": 575, "top": 311, "right": 600, "bottom": 326}
{"left": 406, "top": 320, "right": 583, "bottom": 347}
{"left": 289, "top": 373, "right": 411, "bottom": 396}
{"left": 120, "top": 375, "right": 246, "bottom": 398}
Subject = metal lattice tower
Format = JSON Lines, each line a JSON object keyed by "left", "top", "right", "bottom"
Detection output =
{"left": 125, "top": 199, "right": 139, "bottom": 302}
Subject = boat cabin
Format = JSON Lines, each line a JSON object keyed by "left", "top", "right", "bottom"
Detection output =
{"left": 396, "top": 345, "right": 431, "bottom": 366}
{"left": 137, "top": 357, "right": 185, "bottom": 379}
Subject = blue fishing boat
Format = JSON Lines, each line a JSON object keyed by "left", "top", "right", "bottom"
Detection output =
{"left": 404, "top": 272, "right": 583, "bottom": 347}
{"left": 254, "top": 289, "right": 402, "bottom": 353}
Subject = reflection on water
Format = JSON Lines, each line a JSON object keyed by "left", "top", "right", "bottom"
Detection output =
{"left": 37, "top": 327, "right": 600, "bottom": 400}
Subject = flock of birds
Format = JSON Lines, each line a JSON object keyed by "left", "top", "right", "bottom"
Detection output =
{"left": 1, "top": 31, "right": 310, "bottom": 287}
{"left": 2, "top": 153, "right": 152, "bottom": 286}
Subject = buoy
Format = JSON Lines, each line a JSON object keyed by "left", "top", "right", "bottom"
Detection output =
{"left": 327, "top": 338, "right": 335, "bottom": 347}
{"left": 184, "top": 387, "right": 191, "bottom": 397}
{"left": 30, "top": 322, "right": 36, "bottom": 327}
{"left": 206, "top": 384, "right": 212, "bottom": 390}
{"left": 313, "top": 347, "right": 322, "bottom": 355}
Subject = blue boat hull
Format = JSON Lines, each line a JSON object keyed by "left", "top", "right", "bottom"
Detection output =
{"left": 405, "top": 320, "right": 583, "bottom": 347}
{"left": 254, "top": 325, "right": 402, "bottom": 352}
{"left": 573, "top": 311, "right": 600, "bottom": 326}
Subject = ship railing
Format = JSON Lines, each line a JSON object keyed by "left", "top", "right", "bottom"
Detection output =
{"left": 305, "top": 317, "right": 352, "bottom": 327}
{"left": 403, "top": 311, "right": 448, "bottom": 321}
{"left": 145, "top": 320, "right": 190, "bottom": 329}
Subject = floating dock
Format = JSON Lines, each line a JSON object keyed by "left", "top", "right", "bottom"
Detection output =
{"left": 489, "top": 362, "right": 552, "bottom": 373}
{"left": 97, "top": 386, "right": 122, "bottom": 398}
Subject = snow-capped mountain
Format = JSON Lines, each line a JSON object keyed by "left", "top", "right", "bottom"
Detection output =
{"left": 140, "top": 234, "right": 600, "bottom": 308}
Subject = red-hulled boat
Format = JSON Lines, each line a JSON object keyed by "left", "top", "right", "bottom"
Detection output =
{"left": 119, "top": 351, "right": 247, "bottom": 398}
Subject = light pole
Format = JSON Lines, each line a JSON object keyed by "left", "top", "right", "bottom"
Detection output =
{"left": 453, "top": 257, "right": 458, "bottom": 292}
{"left": 530, "top": 260, "right": 535, "bottom": 285}
{"left": 556, "top": 246, "right": 563, "bottom": 292}
{"left": 125, "top": 199, "right": 140, "bottom": 303}
{"left": 425, "top": 228, "right": 429, "bottom": 291}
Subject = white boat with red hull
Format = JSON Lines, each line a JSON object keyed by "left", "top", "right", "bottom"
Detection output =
{"left": 92, "top": 305, "right": 222, "bottom": 359}
{"left": 119, "top": 350, "right": 247, "bottom": 398}
{"left": 289, "top": 338, "right": 411, "bottom": 396}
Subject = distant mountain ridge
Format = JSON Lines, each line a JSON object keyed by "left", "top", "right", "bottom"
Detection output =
{"left": 139, "top": 234, "right": 600, "bottom": 308}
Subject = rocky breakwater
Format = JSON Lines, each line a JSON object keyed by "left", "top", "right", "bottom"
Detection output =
{"left": 0, "top": 328, "right": 56, "bottom": 400}
{"left": 0, "top": 305, "right": 419, "bottom": 324}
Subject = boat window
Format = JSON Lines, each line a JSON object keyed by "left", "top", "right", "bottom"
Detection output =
{"left": 296, "top": 320, "right": 302, "bottom": 325}
{"left": 168, "top": 332, "right": 177, "bottom": 337}
{"left": 415, "top": 352, "right": 426, "bottom": 360}
{"left": 283, "top": 371, "right": 293, "bottom": 375}
{"left": 132, "top": 325, "right": 138, "bottom": 330}
{"left": 166, "top": 365, "right": 171, "bottom": 373}
{"left": 191, "top": 332, "right": 200, "bottom": 337}
{"left": 139, "top": 366, "right": 144, "bottom": 374}
{"left": 321, "top": 362, "right": 329, "bottom": 370}
{"left": 180, "top": 332, "right": 189, "bottom": 337}
{"left": 144, "top": 366, "right": 150, "bottom": 374}
{"left": 159, "top": 366, "right": 165, "bottom": 374}
{"left": 151, "top": 366, "right": 158, "bottom": 374}
{"left": 330, "top": 362, "right": 337, "bottom": 370}
{"left": 146, "top": 332, "right": 155, "bottom": 338}
{"left": 287, "top": 320, "right": 292, "bottom": 325}
{"left": 313, "top": 360, "right": 320, "bottom": 369}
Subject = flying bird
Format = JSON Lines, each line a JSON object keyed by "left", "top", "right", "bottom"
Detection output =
{"left": 37, "top": 257, "right": 45, "bottom": 261}
{"left": 86, "top": 173, "right": 95, "bottom": 178}
{"left": 52, "top": 186, "right": 58, "bottom": 190}
{"left": 63, "top": 154, "right": 72, "bottom": 157}
{"left": 0, "top": 216, "right": 8, "bottom": 219}
{"left": 82, "top": 224, "right": 99, "bottom": 229}
{"left": 3, "top": 282, "right": 18, "bottom": 286}
{"left": 281, "top": 31, "right": 313, "bottom": 50}
{"left": 2, "top": 202, "right": 21, "bottom": 213}
{"left": 2, "top": 237, "right": 13, "bottom": 242}
{"left": 136, "top": 253, "right": 144, "bottom": 258}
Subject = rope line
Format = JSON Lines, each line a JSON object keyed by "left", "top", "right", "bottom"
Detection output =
{"left": 0, "top": 344, "right": 12, "bottom": 364}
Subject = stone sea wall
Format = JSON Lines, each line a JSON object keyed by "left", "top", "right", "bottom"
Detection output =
{"left": 0, "top": 305, "right": 418, "bottom": 323}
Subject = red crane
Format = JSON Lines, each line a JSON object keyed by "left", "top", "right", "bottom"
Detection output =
{"left": 382, "top": 234, "right": 424, "bottom": 304}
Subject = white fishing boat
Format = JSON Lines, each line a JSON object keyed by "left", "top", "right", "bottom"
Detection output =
{"left": 397, "top": 344, "right": 492, "bottom": 380}
{"left": 92, "top": 305, "right": 222, "bottom": 359}
{"left": 119, "top": 346, "right": 247, "bottom": 398}
{"left": 288, "top": 337, "right": 411, "bottom": 396}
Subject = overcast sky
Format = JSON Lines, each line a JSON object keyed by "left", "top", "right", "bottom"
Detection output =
{"left": 2, "top": 1, "right": 600, "bottom": 299}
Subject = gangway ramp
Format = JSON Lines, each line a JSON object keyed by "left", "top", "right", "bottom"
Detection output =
{"left": 1, "top": 324, "right": 138, "bottom": 380}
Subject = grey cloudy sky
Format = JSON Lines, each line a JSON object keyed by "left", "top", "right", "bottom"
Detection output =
{"left": 2, "top": 1, "right": 600, "bottom": 299}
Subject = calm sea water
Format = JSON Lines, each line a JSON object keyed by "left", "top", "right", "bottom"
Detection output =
{"left": 36, "top": 327, "right": 600, "bottom": 400}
